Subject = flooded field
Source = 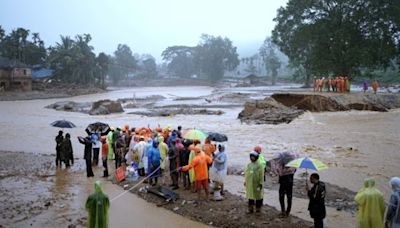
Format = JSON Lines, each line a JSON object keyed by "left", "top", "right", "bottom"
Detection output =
{"left": 1, "top": 85, "right": 399, "bottom": 227}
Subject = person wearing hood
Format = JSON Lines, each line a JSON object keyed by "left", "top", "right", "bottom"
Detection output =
{"left": 307, "top": 173, "right": 326, "bottom": 228}
{"left": 210, "top": 144, "right": 227, "bottom": 201}
{"left": 55, "top": 130, "right": 64, "bottom": 167}
{"left": 106, "top": 129, "right": 115, "bottom": 160}
{"left": 181, "top": 146, "right": 213, "bottom": 200}
{"left": 167, "top": 131, "right": 177, "bottom": 147}
{"left": 134, "top": 136, "right": 147, "bottom": 176}
{"left": 144, "top": 138, "right": 153, "bottom": 175}
{"left": 85, "top": 181, "right": 110, "bottom": 228}
{"left": 245, "top": 151, "right": 264, "bottom": 213}
{"left": 148, "top": 141, "right": 161, "bottom": 186}
{"left": 78, "top": 136, "right": 94, "bottom": 177}
{"left": 158, "top": 136, "right": 169, "bottom": 183}
{"left": 354, "top": 178, "right": 385, "bottom": 228}
{"left": 168, "top": 140, "right": 179, "bottom": 189}
{"left": 386, "top": 177, "right": 400, "bottom": 228}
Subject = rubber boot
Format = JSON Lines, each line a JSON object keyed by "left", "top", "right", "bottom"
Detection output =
{"left": 247, "top": 205, "right": 254, "bottom": 214}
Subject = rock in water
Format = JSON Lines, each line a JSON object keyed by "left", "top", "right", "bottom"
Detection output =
{"left": 238, "top": 97, "right": 304, "bottom": 125}
{"left": 89, "top": 99, "right": 124, "bottom": 115}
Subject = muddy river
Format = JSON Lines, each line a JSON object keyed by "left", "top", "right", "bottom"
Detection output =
{"left": 0, "top": 85, "right": 399, "bottom": 227}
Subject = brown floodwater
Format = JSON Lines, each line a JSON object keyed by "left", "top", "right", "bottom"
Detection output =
{"left": 0, "top": 85, "right": 399, "bottom": 227}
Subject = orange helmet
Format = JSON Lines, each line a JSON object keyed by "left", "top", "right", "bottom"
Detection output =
{"left": 254, "top": 146, "right": 262, "bottom": 154}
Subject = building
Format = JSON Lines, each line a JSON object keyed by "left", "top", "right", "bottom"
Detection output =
{"left": 0, "top": 57, "right": 32, "bottom": 91}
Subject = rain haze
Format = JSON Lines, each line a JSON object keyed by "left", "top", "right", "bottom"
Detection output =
{"left": 0, "top": 0, "right": 288, "bottom": 61}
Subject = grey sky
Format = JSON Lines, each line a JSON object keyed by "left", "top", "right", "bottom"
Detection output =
{"left": 1, "top": 0, "right": 287, "bottom": 62}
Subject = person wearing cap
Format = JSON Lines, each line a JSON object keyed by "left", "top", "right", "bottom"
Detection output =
{"left": 254, "top": 146, "right": 267, "bottom": 182}
{"left": 244, "top": 151, "right": 264, "bottom": 213}
{"left": 180, "top": 146, "right": 213, "bottom": 200}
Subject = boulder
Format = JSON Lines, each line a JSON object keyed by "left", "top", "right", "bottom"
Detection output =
{"left": 89, "top": 99, "right": 124, "bottom": 115}
{"left": 238, "top": 97, "right": 304, "bottom": 125}
{"left": 45, "top": 101, "right": 91, "bottom": 113}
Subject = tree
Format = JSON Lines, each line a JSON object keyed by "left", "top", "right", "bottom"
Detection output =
{"left": 0, "top": 27, "right": 46, "bottom": 65}
{"left": 272, "top": 0, "right": 400, "bottom": 86}
{"left": 47, "top": 34, "right": 98, "bottom": 85}
{"left": 108, "top": 44, "right": 137, "bottom": 85}
{"left": 194, "top": 34, "right": 239, "bottom": 82}
{"left": 259, "top": 37, "right": 282, "bottom": 85}
{"left": 97, "top": 52, "right": 109, "bottom": 89}
{"left": 244, "top": 55, "right": 258, "bottom": 75}
{"left": 161, "top": 46, "right": 195, "bottom": 78}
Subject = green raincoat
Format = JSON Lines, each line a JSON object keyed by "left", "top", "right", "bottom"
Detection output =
{"left": 158, "top": 137, "right": 168, "bottom": 170}
{"left": 245, "top": 161, "right": 264, "bottom": 200}
{"left": 354, "top": 178, "right": 385, "bottom": 228}
{"left": 258, "top": 154, "right": 266, "bottom": 169}
{"left": 107, "top": 131, "right": 114, "bottom": 160}
{"left": 86, "top": 181, "right": 110, "bottom": 228}
{"left": 188, "top": 149, "right": 196, "bottom": 183}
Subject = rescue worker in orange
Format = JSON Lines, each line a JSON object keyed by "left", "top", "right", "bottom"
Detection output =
{"left": 372, "top": 80, "right": 379, "bottom": 94}
{"left": 180, "top": 146, "right": 213, "bottom": 200}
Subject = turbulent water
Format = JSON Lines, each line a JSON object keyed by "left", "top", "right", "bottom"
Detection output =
{"left": 1, "top": 85, "right": 399, "bottom": 227}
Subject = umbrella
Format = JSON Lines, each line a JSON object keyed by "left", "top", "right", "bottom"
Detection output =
{"left": 286, "top": 156, "right": 328, "bottom": 185}
{"left": 270, "top": 151, "right": 298, "bottom": 175}
{"left": 207, "top": 132, "right": 228, "bottom": 142}
{"left": 51, "top": 120, "right": 76, "bottom": 129}
{"left": 85, "top": 122, "right": 110, "bottom": 136}
{"left": 183, "top": 129, "right": 208, "bottom": 140}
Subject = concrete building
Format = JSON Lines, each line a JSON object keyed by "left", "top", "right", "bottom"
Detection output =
{"left": 0, "top": 57, "right": 32, "bottom": 91}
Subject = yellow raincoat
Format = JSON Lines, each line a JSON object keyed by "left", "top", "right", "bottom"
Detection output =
{"left": 354, "top": 178, "right": 386, "bottom": 228}
{"left": 157, "top": 136, "right": 168, "bottom": 170}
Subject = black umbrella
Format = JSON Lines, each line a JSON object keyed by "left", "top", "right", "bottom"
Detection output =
{"left": 51, "top": 120, "right": 76, "bottom": 128}
{"left": 85, "top": 122, "right": 110, "bottom": 136}
{"left": 207, "top": 132, "right": 228, "bottom": 142}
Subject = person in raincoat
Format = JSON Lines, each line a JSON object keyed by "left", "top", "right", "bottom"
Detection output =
{"left": 78, "top": 136, "right": 94, "bottom": 177}
{"left": 254, "top": 146, "right": 266, "bottom": 174}
{"left": 134, "top": 136, "right": 147, "bottom": 176}
{"left": 91, "top": 133, "right": 101, "bottom": 166}
{"left": 143, "top": 138, "right": 153, "bottom": 175}
{"left": 181, "top": 145, "right": 213, "bottom": 200}
{"left": 372, "top": 80, "right": 379, "bottom": 94}
{"left": 363, "top": 80, "right": 368, "bottom": 93}
{"left": 209, "top": 144, "right": 227, "bottom": 201}
{"left": 148, "top": 141, "right": 161, "bottom": 186}
{"left": 244, "top": 151, "right": 264, "bottom": 213}
{"left": 386, "top": 177, "right": 400, "bottom": 228}
{"left": 168, "top": 139, "right": 179, "bottom": 189}
{"left": 101, "top": 137, "right": 109, "bottom": 177}
{"left": 158, "top": 136, "right": 169, "bottom": 183}
{"left": 307, "top": 173, "right": 326, "bottom": 228}
{"left": 106, "top": 129, "right": 115, "bottom": 160}
{"left": 354, "top": 178, "right": 385, "bottom": 228}
{"left": 85, "top": 180, "right": 110, "bottom": 228}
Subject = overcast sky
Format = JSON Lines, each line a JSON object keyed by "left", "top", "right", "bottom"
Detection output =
{"left": 1, "top": 0, "right": 288, "bottom": 62}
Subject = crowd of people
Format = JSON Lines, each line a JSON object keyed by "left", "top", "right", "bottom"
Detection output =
{"left": 56, "top": 125, "right": 399, "bottom": 228}
{"left": 313, "top": 76, "right": 380, "bottom": 94}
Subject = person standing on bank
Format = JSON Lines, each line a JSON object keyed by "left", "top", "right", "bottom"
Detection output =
{"left": 91, "top": 133, "right": 101, "bottom": 166}
{"left": 78, "top": 136, "right": 94, "bottom": 177}
{"left": 55, "top": 130, "right": 64, "bottom": 167}
{"left": 307, "top": 173, "right": 326, "bottom": 228}
{"left": 278, "top": 165, "right": 296, "bottom": 217}
{"left": 245, "top": 151, "right": 264, "bottom": 214}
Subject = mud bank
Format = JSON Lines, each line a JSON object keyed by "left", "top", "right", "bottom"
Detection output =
{"left": 239, "top": 92, "right": 400, "bottom": 124}
{"left": 115, "top": 177, "right": 312, "bottom": 228}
